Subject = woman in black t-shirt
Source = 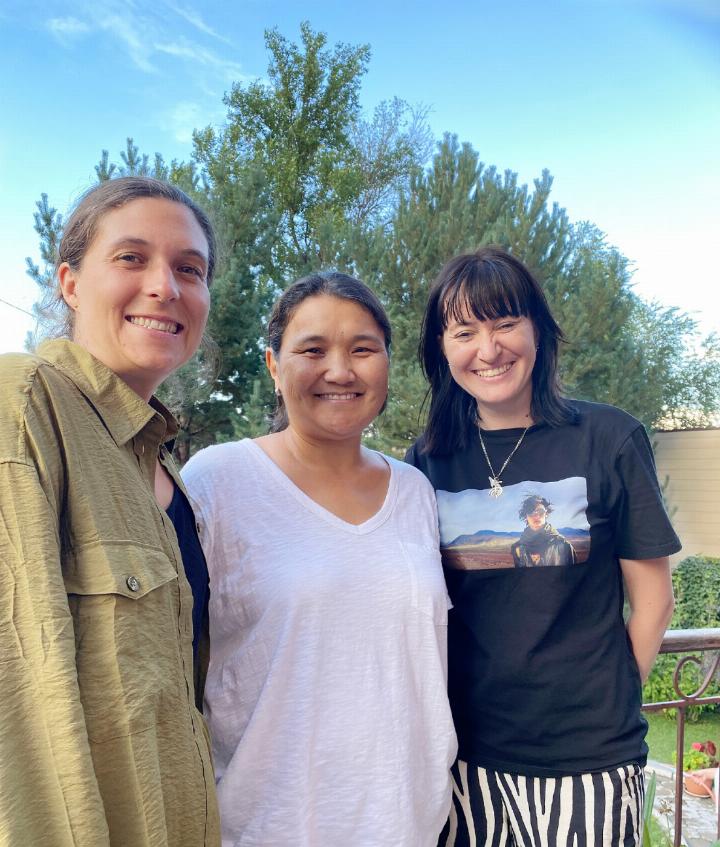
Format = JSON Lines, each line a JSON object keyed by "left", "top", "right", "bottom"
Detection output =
{"left": 406, "top": 247, "right": 680, "bottom": 847}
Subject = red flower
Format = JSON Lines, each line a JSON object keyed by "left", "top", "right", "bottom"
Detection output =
{"left": 691, "top": 742, "right": 703, "bottom": 751}
{"left": 706, "top": 741, "right": 717, "bottom": 757}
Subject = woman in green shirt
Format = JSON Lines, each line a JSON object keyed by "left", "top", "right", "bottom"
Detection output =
{"left": 0, "top": 177, "right": 220, "bottom": 846}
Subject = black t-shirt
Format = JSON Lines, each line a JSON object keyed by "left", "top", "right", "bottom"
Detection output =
{"left": 405, "top": 400, "right": 681, "bottom": 776}
{"left": 166, "top": 484, "right": 209, "bottom": 659}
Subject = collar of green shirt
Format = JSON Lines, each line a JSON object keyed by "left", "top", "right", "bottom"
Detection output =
{"left": 37, "top": 339, "right": 179, "bottom": 449}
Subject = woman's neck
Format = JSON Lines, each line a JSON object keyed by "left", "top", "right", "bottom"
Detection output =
{"left": 477, "top": 407, "right": 534, "bottom": 431}
{"left": 264, "top": 426, "right": 367, "bottom": 474}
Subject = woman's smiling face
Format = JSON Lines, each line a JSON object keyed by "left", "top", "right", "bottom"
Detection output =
{"left": 441, "top": 303, "right": 537, "bottom": 427}
{"left": 267, "top": 294, "right": 389, "bottom": 443}
{"left": 58, "top": 197, "right": 210, "bottom": 399}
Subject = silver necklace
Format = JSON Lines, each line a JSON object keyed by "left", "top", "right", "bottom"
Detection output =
{"left": 478, "top": 425, "right": 530, "bottom": 498}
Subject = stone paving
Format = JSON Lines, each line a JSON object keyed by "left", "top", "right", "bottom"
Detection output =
{"left": 647, "top": 761, "right": 719, "bottom": 846}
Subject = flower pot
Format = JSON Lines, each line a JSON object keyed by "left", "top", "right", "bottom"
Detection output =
{"left": 683, "top": 767, "right": 716, "bottom": 798}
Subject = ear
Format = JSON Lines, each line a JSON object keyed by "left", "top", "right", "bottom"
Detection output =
{"left": 58, "top": 262, "right": 80, "bottom": 310}
{"left": 265, "top": 348, "right": 280, "bottom": 390}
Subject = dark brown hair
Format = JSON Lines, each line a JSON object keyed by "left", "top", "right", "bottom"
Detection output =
{"left": 419, "top": 247, "right": 576, "bottom": 453}
{"left": 267, "top": 271, "right": 392, "bottom": 432}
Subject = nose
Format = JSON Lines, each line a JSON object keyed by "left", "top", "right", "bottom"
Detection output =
{"left": 324, "top": 351, "right": 355, "bottom": 384}
{"left": 147, "top": 262, "right": 180, "bottom": 303}
{"left": 475, "top": 328, "right": 500, "bottom": 363}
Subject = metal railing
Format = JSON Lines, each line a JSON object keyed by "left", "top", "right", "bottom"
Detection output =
{"left": 642, "top": 628, "right": 720, "bottom": 846}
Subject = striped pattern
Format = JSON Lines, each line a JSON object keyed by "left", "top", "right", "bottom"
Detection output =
{"left": 439, "top": 760, "right": 644, "bottom": 847}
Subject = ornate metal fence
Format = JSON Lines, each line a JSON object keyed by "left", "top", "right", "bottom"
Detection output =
{"left": 642, "top": 628, "right": 720, "bottom": 846}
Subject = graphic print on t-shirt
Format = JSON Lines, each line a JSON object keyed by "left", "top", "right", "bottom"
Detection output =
{"left": 437, "top": 477, "right": 590, "bottom": 570}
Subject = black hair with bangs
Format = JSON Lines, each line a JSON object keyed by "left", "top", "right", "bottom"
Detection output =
{"left": 419, "top": 247, "right": 577, "bottom": 454}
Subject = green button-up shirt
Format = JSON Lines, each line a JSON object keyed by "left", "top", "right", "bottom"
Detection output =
{"left": 0, "top": 340, "right": 220, "bottom": 846}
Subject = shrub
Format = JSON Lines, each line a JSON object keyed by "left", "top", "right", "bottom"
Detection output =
{"left": 642, "top": 555, "right": 720, "bottom": 720}
{"left": 671, "top": 740, "right": 719, "bottom": 770}
{"left": 671, "top": 556, "right": 720, "bottom": 628}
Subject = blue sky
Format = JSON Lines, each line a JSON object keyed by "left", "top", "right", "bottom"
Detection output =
{"left": 437, "top": 478, "right": 590, "bottom": 542}
{"left": 1, "top": 0, "right": 718, "bottom": 354}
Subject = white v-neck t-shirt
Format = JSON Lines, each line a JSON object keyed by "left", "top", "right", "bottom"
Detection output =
{"left": 182, "top": 439, "right": 456, "bottom": 847}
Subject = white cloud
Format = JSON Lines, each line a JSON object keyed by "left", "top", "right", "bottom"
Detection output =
{"left": 94, "top": 11, "right": 157, "bottom": 73}
{"left": 164, "top": 1, "right": 233, "bottom": 45}
{"left": 154, "top": 39, "right": 246, "bottom": 83}
{"left": 46, "top": 2, "right": 246, "bottom": 84}
{"left": 47, "top": 16, "right": 90, "bottom": 38}
{"left": 164, "top": 100, "right": 227, "bottom": 143}
{"left": 166, "top": 101, "right": 205, "bottom": 143}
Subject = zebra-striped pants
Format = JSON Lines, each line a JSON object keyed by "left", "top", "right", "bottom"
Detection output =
{"left": 439, "top": 760, "right": 644, "bottom": 847}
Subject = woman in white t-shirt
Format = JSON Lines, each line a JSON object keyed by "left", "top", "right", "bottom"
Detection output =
{"left": 183, "top": 272, "right": 457, "bottom": 847}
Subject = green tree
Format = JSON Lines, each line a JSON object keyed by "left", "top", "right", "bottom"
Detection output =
{"left": 628, "top": 302, "right": 720, "bottom": 430}
{"left": 554, "top": 224, "right": 720, "bottom": 430}
{"left": 550, "top": 223, "right": 641, "bottom": 410}
{"left": 196, "top": 21, "right": 371, "bottom": 275}
{"left": 27, "top": 25, "right": 720, "bottom": 458}
{"left": 25, "top": 194, "right": 63, "bottom": 347}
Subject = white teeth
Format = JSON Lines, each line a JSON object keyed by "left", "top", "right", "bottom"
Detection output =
{"left": 319, "top": 393, "right": 359, "bottom": 400}
{"left": 128, "top": 316, "right": 179, "bottom": 334}
{"left": 475, "top": 363, "right": 512, "bottom": 378}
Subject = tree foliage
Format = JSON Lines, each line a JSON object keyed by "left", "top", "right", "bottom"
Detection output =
{"left": 27, "top": 23, "right": 720, "bottom": 459}
{"left": 196, "top": 22, "right": 371, "bottom": 274}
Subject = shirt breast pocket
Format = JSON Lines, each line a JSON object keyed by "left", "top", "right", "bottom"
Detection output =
{"left": 65, "top": 543, "right": 184, "bottom": 742}
{"left": 400, "top": 541, "right": 451, "bottom": 625}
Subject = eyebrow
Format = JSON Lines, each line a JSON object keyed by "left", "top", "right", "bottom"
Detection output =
{"left": 108, "top": 237, "right": 208, "bottom": 266}
{"left": 294, "top": 332, "right": 384, "bottom": 345}
{"left": 447, "top": 315, "right": 518, "bottom": 329}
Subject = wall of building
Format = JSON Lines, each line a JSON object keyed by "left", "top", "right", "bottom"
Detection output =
{"left": 653, "top": 428, "right": 720, "bottom": 563}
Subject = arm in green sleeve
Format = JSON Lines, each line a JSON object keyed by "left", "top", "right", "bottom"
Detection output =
{"left": 0, "top": 460, "right": 110, "bottom": 847}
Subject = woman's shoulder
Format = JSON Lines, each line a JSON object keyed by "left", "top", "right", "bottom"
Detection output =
{"left": 378, "top": 451, "right": 435, "bottom": 496}
{"left": 378, "top": 450, "right": 419, "bottom": 475}
{"left": 183, "top": 438, "right": 254, "bottom": 476}
{"left": 403, "top": 434, "right": 431, "bottom": 469}
{"left": 567, "top": 399, "right": 643, "bottom": 434}
{"left": 0, "top": 351, "right": 77, "bottom": 437}
{"left": 0, "top": 351, "right": 49, "bottom": 398}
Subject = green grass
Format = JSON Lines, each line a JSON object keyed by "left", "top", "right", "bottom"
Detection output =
{"left": 645, "top": 711, "right": 720, "bottom": 764}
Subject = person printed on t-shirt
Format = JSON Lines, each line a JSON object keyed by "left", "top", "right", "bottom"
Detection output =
{"left": 511, "top": 494, "right": 576, "bottom": 567}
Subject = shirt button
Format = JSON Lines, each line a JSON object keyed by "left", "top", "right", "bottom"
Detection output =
{"left": 126, "top": 575, "right": 141, "bottom": 592}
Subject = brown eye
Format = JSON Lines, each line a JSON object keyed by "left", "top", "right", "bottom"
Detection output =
{"left": 179, "top": 264, "right": 204, "bottom": 279}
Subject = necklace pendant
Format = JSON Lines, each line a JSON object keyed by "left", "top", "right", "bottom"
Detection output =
{"left": 478, "top": 423, "right": 529, "bottom": 500}
{"left": 488, "top": 477, "right": 503, "bottom": 498}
